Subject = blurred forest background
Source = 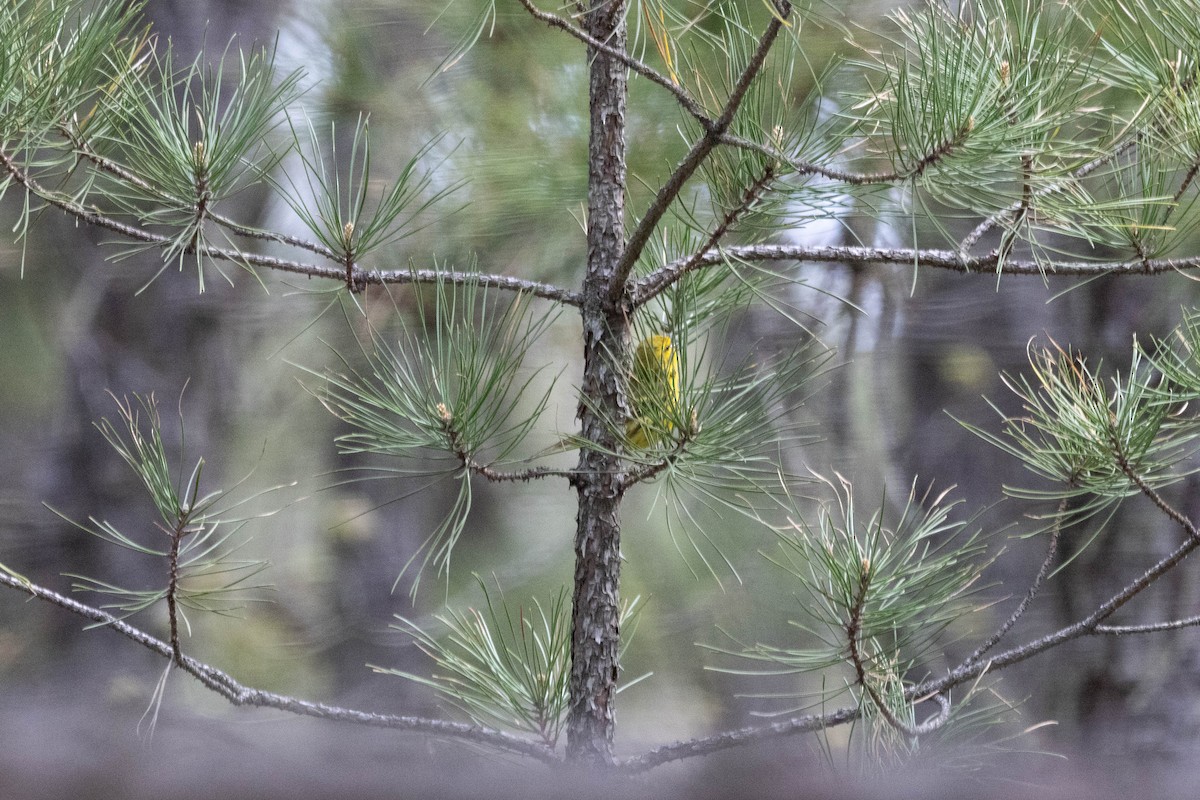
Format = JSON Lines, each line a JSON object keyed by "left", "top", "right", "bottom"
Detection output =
{"left": 3, "top": 0, "right": 1200, "bottom": 796}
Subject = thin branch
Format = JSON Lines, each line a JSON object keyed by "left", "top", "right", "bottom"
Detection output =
{"left": 964, "top": 497, "right": 1067, "bottom": 667}
{"left": 844, "top": 558, "right": 948, "bottom": 739}
{"left": 466, "top": 461, "right": 578, "bottom": 483}
{"left": 1094, "top": 615, "right": 1200, "bottom": 635}
{"left": 516, "top": 0, "right": 714, "bottom": 128}
{"left": 918, "top": 450, "right": 1200, "bottom": 697}
{"left": 637, "top": 243, "right": 1200, "bottom": 303}
{"left": 1119, "top": 463, "right": 1200, "bottom": 542}
{"left": 959, "top": 137, "right": 1139, "bottom": 256}
{"left": 918, "top": 516, "right": 1200, "bottom": 700}
{"left": 0, "top": 571, "right": 560, "bottom": 764}
{"left": 845, "top": 558, "right": 898, "bottom": 728}
{"left": 610, "top": 1, "right": 791, "bottom": 300}
{"left": 718, "top": 132, "right": 918, "bottom": 185}
{"left": 0, "top": 149, "right": 581, "bottom": 305}
{"left": 368, "top": 268, "right": 580, "bottom": 306}
{"left": 616, "top": 430, "right": 692, "bottom": 492}
{"left": 633, "top": 163, "right": 776, "bottom": 308}
{"left": 903, "top": 120, "right": 976, "bottom": 180}
{"left": 438, "top": 405, "right": 577, "bottom": 483}
{"left": 618, "top": 705, "right": 863, "bottom": 772}
{"left": 718, "top": 109, "right": 984, "bottom": 189}
{"left": 166, "top": 521, "right": 186, "bottom": 665}
{"left": 1172, "top": 161, "right": 1200, "bottom": 205}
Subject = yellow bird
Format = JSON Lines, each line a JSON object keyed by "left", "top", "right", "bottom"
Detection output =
{"left": 626, "top": 334, "right": 680, "bottom": 449}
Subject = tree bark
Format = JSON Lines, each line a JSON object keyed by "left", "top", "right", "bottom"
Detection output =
{"left": 567, "top": 0, "right": 629, "bottom": 765}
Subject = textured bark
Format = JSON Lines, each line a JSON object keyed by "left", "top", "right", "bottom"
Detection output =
{"left": 566, "top": 0, "right": 629, "bottom": 765}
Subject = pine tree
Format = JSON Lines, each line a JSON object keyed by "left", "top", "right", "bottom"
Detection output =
{"left": 4, "top": 0, "right": 1200, "bottom": 777}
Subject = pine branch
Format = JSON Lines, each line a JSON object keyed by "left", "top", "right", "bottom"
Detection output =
{"left": 845, "top": 556, "right": 951, "bottom": 740}
{"left": 637, "top": 243, "right": 1200, "bottom": 303}
{"left": 438, "top": 404, "right": 576, "bottom": 483}
{"left": 717, "top": 132, "right": 953, "bottom": 185}
{"left": 1172, "top": 161, "right": 1200, "bottom": 205}
{"left": 919, "top": 517, "right": 1200, "bottom": 697}
{"left": 368, "top": 269, "right": 579, "bottom": 306}
{"left": 0, "top": 571, "right": 560, "bottom": 764}
{"left": 165, "top": 518, "right": 186, "bottom": 665}
{"left": 62, "top": 123, "right": 339, "bottom": 260}
{"left": 616, "top": 432, "right": 692, "bottom": 491}
{"left": 0, "top": 147, "right": 580, "bottom": 305}
{"left": 466, "top": 461, "right": 577, "bottom": 483}
{"left": 1115, "top": 445, "right": 1200, "bottom": 541}
{"left": 959, "top": 138, "right": 1139, "bottom": 255}
{"left": 620, "top": 526, "right": 1200, "bottom": 772}
{"left": 1095, "top": 615, "right": 1200, "bottom": 635}
{"left": 620, "top": 474, "right": 1200, "bottom": 771}
{"left": 8, "top": 360, "right": 1197, "bottom": 774}
{"left": 618, "top": 704, "right": 862, "bottom": 772}
{"left": 610, "top": 1, "right": 792, "bottom": 299}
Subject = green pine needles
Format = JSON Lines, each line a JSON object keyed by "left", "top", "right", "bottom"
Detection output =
{"left": 380, "top": 579, "right": 644, "bottom": 748}
{"left": 48, "top": 393, "right": 284, "bottom": 635}
{"left": 306, "top": 277, "right": 560, "bottom": 597}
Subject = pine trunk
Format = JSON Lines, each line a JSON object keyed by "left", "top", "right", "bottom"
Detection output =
{"left": 566, "top": 0, "right": 630, "bottom": 765}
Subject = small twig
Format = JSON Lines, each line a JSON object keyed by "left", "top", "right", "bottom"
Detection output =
{"left": 1172, "top": 161, "right": 1200, "bottom": 205}
{"left": 844, "top": 557, "right": 946, "bottom": 738}
{"left": 617, "top": 432, "right": 690, "bottom": 492}
{"left": 906, "top": 119, "right": 976, "bottom": 180}
{"left": 438, "top": 405, "right": 577, "bottom": 484}
{"left": 1111, "top": 430, "right": 1200, "bottom": 542}
{"left": 617, "top": 705, "right": 863, "bottom": 772}
{"left": 959, "top": 137, "right": 1138, "bottom": 256}
{"left": 165, "top": 521, "right": 186, "bottom": 666}
{"left": 516, "top": 0, "right": 713, "bottom": 129}
{"left": 1094, "top": 615, "right": 1200, "bottom": 635}
{"left": 634, "top": 164, "right": 777, "bottom": 308}
{"left": 723, "top": 118, "right": 975, "bottom": 190}
{"left": 718, "top": 132, "right": 926, "bottom": 185}
{"left": 964, "top": 497, "right": 1067, "bottom": 667}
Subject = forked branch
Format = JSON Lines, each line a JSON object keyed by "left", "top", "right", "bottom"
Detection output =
{"left": 611, "top": 0, "right": 792, "bottom": 298}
